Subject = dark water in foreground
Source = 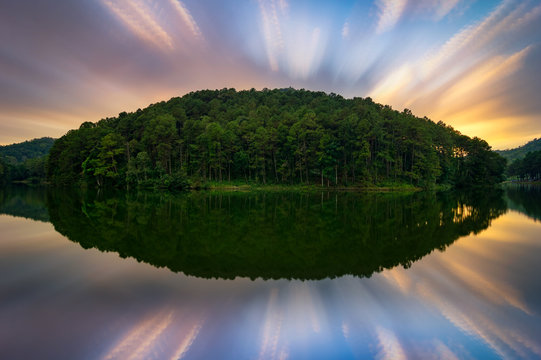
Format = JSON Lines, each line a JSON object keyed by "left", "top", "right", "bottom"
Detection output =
{"left": 0, "top": 186, "right": 540, "bottom": 359}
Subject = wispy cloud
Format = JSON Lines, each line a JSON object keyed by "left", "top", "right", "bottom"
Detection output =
{"left": 437, "top": 46, "right": 531, "bottom": 115}
{"left": 102, "top": 310, "right": 174, "bottom": 360}
{"left": 433, "top": 0, "right": 462, "bottom": 20}
{"left": 375, "top": 0, "right": 407, "bottom": 34}
{"left": 375, "top": 326, "right": 407, "bottom": 360}
{"left": 168, "top": 0, "right": 202, "bottom": 39}
{"left": 258, "top": 288, "right": 284, "bottom": 360}
{"left": 433, "top": 340, "right": 460, "bottom": 360}
{"left": 342, "top": 22, "right": 349, "bottom": 38}
{"left": 278, "top": 0, "right": 289, "bottom": 13}
{"left": 101, "top": 0, "right": 203, "bottom": 51}
{"left": 258, "top": 0, "right": 284, "bottom": 71}
{"left": 100, "top": 308, "right": 206, "bottom": 360}
{"left": 370, "top": 63, "right": 414, "bottom": 105}
{"left": 257, "top": 0, "right": 327, "bottom": 79}
{"left": 411, "top": 0, "right": 463, "bottom": 21}
{"left": 169, "top": 319, "right": 204, "bottom": 360}
{"left": 2, "top": 0, "right": 541, "bottom": 148}
{"left": 364, "top": 0, "right": 541, "bottom": 147}
{"left": 102, "top": 0, "right": 173, "bottom": 50}
{"left": 285, "top": 26, "right": 326, "bottom": 79}
{"left": 258, "top": 0, "right": 291, "bottom": 73}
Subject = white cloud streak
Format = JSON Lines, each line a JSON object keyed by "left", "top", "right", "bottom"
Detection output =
{"left": 168, "top": 0, "right": 202, "bottom": 39}
{"left": 102, "top": 0, "right": 174, "bottom": 50}
{"left": 365, "top": 0, "right": 541, "bottom": 147}
{"left": 375, "top": 0, "right": 407, "bottom": 34}
{"left": 257, "top": 0, "right": 328, "bottom": 79}
{"left": 101, "top": 0, "right": 203, "bottom": 51}
{"left": 342, "top": 22, "right": 349, "bottom": 38}
{"left": 258, "top": 0, "right": 284, "bottom": 71}
{"left": 433, "top": 0, "right": 461, "bottom": 20}
{"left": 169, "top": 320, "right": 204, "bottom": 360}
{"left": 2, "top": 0, "right": 541, "bottom": 149}
{"left": 375, "top": 326, "right": 407, "bottom": 360}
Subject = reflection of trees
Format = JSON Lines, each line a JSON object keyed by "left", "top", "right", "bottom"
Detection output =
{"left": 0, "top": 185, "right": 49, "bottom": 222}
{"left": 0, "top": 185, "right": 508, "bottom": 280}
{"left": 506, "top": 185, "right": 541, "bottom": 222}
{"left": 42, "top": 189, "right": 507, "bottom": 280}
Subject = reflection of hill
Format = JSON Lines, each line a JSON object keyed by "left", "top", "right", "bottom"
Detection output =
{"left": 0, "top": 186, "right": 509, "bottom": 280}
{"left": 0, "top": 186, "right": 49, "bottom": 222}
{"left": 505, "top": 185, "right": 541, "bottom": 221}
{"left": 44, "top": 189, "right": 507, "bottom": 280}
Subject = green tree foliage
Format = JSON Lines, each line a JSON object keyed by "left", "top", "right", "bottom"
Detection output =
{"left": 46, "top": 88, "right": 506, "bottom": 189}
{"left": 507, "top": 150, "right": 541, "bottom": 181}
{"left": 453, "top": 136, "right": 507, "bottom": 187}
{"left": 0, "top": 157, "right": 9, "bottom": 186}
{"left": 82, "top": 133, "right": 125, "bottom": 186}
{"left": 496, "top": 138, "right": 541, "bottom": 163}
{"left": 0, "top": 137, "right": 54, "bottom": 184}
{"left": 0, "top": 137, "right": 54, "bottom": 163}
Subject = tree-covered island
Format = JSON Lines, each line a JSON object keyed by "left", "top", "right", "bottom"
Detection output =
{"left": 43, "top": 88, "right": 505, "bottom": 190}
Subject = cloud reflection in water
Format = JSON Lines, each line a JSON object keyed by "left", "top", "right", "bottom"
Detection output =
{"left": 0, "top": 188, "right": 540, "bottom": 359}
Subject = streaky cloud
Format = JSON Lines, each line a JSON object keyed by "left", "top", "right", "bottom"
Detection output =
{"left": 168, "top": 0, "right": 203, "bottom": 39}
{"left": 102, "top": 0, "right": 173, "bottom": 50}
{"left": 433, "top": 0, "right": 462, "bottom": 20}
{"left": 258, "top": 0, "right": 285, "bottom": 72}
{"left": 1, "top": 0, "right": 541, "bottom": 149}
{"left": 375, "top": 0, "right": 407, "bottom": 34}
{"left": 375, "top": 326, "right": 407, "bottom": 360}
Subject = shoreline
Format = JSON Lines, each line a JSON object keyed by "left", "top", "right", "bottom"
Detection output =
{"left": 202, "top": 183, "right": 425, "bottom": 192}
{"left": 502, "top": 180, "right": 541, "bottom": 185}
{"left": 5, "top": 181, "right": 430, "bottom": 193}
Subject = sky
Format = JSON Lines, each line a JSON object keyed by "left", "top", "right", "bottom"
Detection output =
{"left": 1, "top": 0, "right": 541, "bottom": 149}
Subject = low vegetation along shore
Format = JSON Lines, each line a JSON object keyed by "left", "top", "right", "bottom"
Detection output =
{"left": 197, "top": 181, "right": 426, "bottom": 193}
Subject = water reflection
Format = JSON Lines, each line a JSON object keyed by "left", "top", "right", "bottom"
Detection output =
{"left": 506, "top": 184, "right": 541, "bottom": 221}
{"left": 0, "top": 186, "right": 540, "bottom": 359}
{"left": 4, "top": 187, "right": 507, "bottom": 280}
{"left": 0, "top": 185, "right": 49, "bottom": 222}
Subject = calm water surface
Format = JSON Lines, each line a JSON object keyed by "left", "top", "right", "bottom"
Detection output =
{"left": 0, "top": 186, "right": 540, "bottom": 359}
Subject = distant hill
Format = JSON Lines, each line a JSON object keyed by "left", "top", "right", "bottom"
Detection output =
{"left": 496, "top": 138, "right": 541, "bottom": 163}
{"left": 0, "top": 137, "right": 55, "bottom": 185}
{"left": 0, "top": 137, "right": 55, "bottom": 164}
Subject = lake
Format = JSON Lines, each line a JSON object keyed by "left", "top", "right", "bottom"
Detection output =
{"left": 0, "top": 185, "right": 540, "bottom": 359}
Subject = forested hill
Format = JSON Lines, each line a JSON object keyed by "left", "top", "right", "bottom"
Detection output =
{"left": 47, "top": 88, "right": 506, "bottom": 189}
{"left": 0, "top": 137, "right": 54, "bottom": 164}
{"left": 0, "top": 137, "right": 54, "bottom": 185}
{"left": 496, "top": 138, "right": 541, "bottom": 163}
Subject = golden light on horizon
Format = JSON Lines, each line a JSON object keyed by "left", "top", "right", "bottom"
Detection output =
{"left": 1, "top": 0, "right": 540, "bottom": 149}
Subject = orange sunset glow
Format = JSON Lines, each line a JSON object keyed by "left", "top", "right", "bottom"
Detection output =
{"left": 1, "top": 0, "right": 540, "bottom": 149}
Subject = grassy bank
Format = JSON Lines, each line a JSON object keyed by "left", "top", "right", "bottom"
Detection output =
{"left": 503, "top": 180, "right": 541, "bottom": 185}
{"left": 199, "top": 181, "right": 424, "bottom": 193}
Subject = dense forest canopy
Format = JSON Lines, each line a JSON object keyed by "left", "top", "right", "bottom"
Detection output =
{"left": 0, "top": 137, "right": 54, "bottom": 185}
{"left": 499, "top": 138, "right": 541, "bottom": 181}
{"left": 47, "top": 88, "right": 506, "bottom": 189}
{"left": 0, "top": 137, "right": 54, "bottom": 163}
{"left": 506, "top": 150, "right": 541, "bottom": 181}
